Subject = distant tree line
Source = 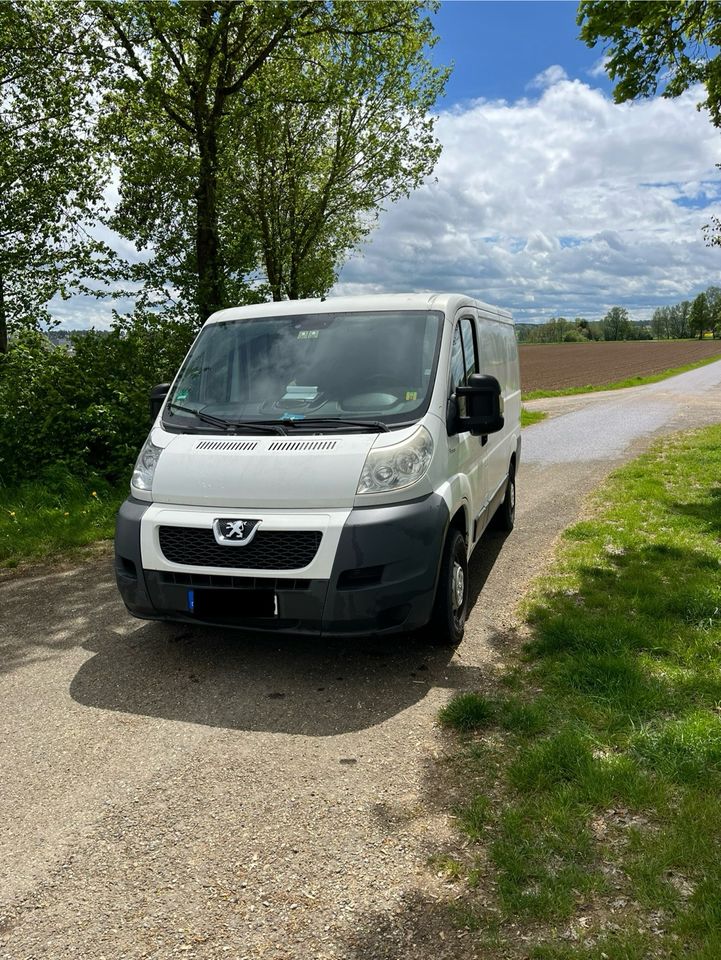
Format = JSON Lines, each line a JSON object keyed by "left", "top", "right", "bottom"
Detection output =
{"left": 517, "top": 287, "right": 721, "bottom": 344}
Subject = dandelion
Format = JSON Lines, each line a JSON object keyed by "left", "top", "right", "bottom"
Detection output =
{"left": 91, "top": 491, "right": 98, "bottom": 498}
{"left": 64, "top": 512, "right": 69, "bottom": 517}
{"left": 9, "top": 511, "right": 16, "bottom": 517}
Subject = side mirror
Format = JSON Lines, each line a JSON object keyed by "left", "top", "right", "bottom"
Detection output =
{"left": 455, "top": 374, "right": 504, "bottom": 436}
{"left": 149, "top": 383, "right": 170, "bottom": 424}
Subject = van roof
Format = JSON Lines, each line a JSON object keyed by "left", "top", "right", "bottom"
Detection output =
{"left": 207, "top": 293, "right": 513, "bottom": 325}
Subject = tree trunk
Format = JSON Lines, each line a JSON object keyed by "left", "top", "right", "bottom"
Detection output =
{"left": 0, "top": 270, "right": 7, "bottom": 354}
{"left": 195, "top": 128, "right": 224, "bottom": 322}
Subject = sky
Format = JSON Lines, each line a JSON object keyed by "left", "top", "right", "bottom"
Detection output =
{"left": 334, "top": 0, "right": 721, "bottom": 324}
{"left": 53, "top": 0, "right": 721, "bottom": 328}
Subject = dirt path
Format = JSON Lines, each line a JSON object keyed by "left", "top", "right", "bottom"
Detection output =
{"left": 3, "top": 361, "right": 721, "bottom": 960}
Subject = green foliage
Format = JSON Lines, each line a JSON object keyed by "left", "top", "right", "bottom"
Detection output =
{"left": 0, "top": 317, "right": 193, "bottom": 487}
{"left": 439, "top": 692, "right": 495, "bottom": 731}
{"left": 690, "top": 291, "right": 712, "bottom": 338}
{"left": 578, "top": 1, "right": 721, "bottom": 123}
{"left": 0, "top": 1, "right": 112, "bottom": 352}
{"left": 0, "top": 469, "right": 124, "bottom": 567}
{"left": 96, "top": 0, "right": 447, "bottom": 317}
{"left": 601, "top": 304, "right": 630, "bottom": 341}
{"left": 435, "top": 426, "right": 721, "bottom": 954}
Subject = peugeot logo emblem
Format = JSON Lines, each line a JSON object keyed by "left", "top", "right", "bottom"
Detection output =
{"left": 212, "top": 518, "right": 261, "bottom": 546}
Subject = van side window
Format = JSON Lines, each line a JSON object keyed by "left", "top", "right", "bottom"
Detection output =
{"left": 450, "top": 317, "right": 478, "bottom": 394}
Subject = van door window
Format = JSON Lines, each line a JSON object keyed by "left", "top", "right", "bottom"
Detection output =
{"left": 450, "top": 317, "right": 479, "bottom": 392}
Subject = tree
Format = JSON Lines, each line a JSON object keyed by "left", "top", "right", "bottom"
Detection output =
{"left": 651, "top": 305, "right": 672, "bottom": 340}
{"left": 94, "top": 1, "right": 446, "bottom": 321}
{"left": 668, "top": 300, "right": 692, "bottom": 338}
{"left": 689, "top": 291, "right": 711, "bottom": 338}
{"left": 0, "top": 2, "right": 108, "bottom": 353}
{"left": 602, "top": 306, "right": 631, "bottom": 341}
{"left": 578, "top": 2, "right": 721, "bottom": 123}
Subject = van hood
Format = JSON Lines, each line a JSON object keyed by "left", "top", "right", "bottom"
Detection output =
{"left": 151, "top": 432, "right": 379, "bottom": 509}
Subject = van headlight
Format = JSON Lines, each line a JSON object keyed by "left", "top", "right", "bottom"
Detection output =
{"left": 131, "top": 436, "right": 162, "bottom": 495}
{"left": 357, "top": 426, "right": 434, "bottom": 495}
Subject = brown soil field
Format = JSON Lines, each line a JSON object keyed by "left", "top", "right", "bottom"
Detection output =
{"left": 519, "top": 339, "right": 721, "bottom": 394}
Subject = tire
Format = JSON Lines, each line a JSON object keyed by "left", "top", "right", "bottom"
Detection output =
{"left": 491, "top": 462, "right": 516, "bottom": 533}
{"left": 425, "top": 528, "right": 468, "bottom": 646}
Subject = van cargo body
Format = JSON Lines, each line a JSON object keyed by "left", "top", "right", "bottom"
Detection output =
{"left": 115, "top": 294, "right": 522, "bottom": 644}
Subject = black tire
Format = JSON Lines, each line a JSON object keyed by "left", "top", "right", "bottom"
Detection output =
{"left": 491, "top": 462, "right": 516, "bottom": 532}
{"left": 425, "top": 528, "right": 468, "bottom": 646}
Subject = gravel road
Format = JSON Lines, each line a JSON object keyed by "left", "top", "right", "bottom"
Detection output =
{"left": 3, "top": 360, "right": 721, "bottom": 960}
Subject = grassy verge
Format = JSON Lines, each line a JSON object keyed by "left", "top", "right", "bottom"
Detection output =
{"left": 0, "top": 471, "right": 125, "bottom": 569}
{"left": 521, "top": 407, "right": 548, "bottom": 428}
{"left": 522, "top": 351, "right": 721, "bottom": 401}
{"left": 436, "top": 425, "right": 721, "bottom": 958}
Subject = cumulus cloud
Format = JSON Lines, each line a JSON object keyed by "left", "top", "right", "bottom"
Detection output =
{"left": 528, "top": 64, "right": 569, "bottom": 90}
{"left": 335, "top": 79, "right": 721, "bottom": 322}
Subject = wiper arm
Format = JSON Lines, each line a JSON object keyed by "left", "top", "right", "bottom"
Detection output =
{"left": 282, "top": 417, "right": 390, "bottom": 433}
{"left": 166, "top": 403, "right": 287, "bottom": 435}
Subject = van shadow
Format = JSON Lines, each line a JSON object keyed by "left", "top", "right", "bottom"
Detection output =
{"left": 70, "top": 531, "right": 510, "bottom": 737}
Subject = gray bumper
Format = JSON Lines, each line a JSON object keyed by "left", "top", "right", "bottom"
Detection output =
{"left": 114, "top": 494, "right": 449, "bottom": 636}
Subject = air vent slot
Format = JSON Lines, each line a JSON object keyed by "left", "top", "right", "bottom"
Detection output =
{"left": 268, "top": 440, "right": 337, "bottom": 452}
{"left": 195, "top": 440, "right": 258, "bottom": 452}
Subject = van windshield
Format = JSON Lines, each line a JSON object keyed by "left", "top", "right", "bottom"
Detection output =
{"left": 163, "top": 310, "right": 443, "bottom": 432}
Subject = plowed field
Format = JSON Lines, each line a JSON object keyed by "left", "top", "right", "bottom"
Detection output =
{"left": 519, "top": 340, "right": 721, "bottom": 394}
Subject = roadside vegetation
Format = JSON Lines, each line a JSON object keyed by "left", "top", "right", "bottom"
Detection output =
{"left": 0, "top": 471, "right": 123, "bottom": 569}
{"left": 520, "top": 407, "right": 548, "bottom": 428}
{"left": 436, "top": 425, "right": 721, "bottom": 958}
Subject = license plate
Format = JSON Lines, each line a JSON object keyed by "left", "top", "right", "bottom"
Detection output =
{"left": 188, "top": 589, "right": 278, "bottom": 619}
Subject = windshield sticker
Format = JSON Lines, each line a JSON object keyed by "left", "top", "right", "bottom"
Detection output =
{"left": 405, "top": 391, "right": 418, "bottom": 401}
{"left": 176, "top": 389, "right": 189, "bottom": 402}
{"left": 281, "top": 412, "right": 306, "bottom": 420}
{"left": 297, "top": 329, "right": 320, "bottom": 340}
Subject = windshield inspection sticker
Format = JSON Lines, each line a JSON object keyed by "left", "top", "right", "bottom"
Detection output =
{"left": 297, "top": 329, "right": 320, "bottom": 340}
{"left": 405, "top": 391, "right": 418, "bottom": 401}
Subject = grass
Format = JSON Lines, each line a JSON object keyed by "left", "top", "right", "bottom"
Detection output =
{"left": 0, "top": 469, "right": 125, "bottom": 569}
{"left": 521, "top": 406, "right": 548, "bottom": 428}
{"left": 522, "top": 351, "right": 721, "bottom": 400}
{"left": 436, "top": 425, "right": 721, "bottom": 957}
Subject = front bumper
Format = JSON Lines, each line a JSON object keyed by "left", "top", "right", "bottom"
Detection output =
{"left": 114, "top": 495, "right": 449, "bottom": 636}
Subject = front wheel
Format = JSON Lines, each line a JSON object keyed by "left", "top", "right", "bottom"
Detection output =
{"left": 491, "top": 462, "right": 516, "bottom": 532}
{"left": 426, "top": 528, "right": 468, "bottom": 646}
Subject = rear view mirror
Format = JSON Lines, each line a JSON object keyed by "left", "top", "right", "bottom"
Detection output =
{"left": 455, "top": 374, "right": 504, "bottom": 436}
{"left": 149, "top": 383, "right": 170, "bottom": 424}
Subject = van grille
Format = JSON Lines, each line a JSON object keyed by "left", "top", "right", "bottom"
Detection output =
{"left": 158, "top": 526, "right": 322, "bottom": 570}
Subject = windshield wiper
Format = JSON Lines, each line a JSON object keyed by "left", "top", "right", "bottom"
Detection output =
{"left": 281, "top": 417, "right": 390, "bottom": 433}
{"left": 166, "top": 403, "right": 287, "bottom": 435}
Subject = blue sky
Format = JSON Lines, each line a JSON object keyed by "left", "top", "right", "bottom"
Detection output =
{"left": 55, "top": 1, "right": 721, "bottom": 328}
{"left": 333, "top": 1, "right": 721, "bottom": 323}
{"left": 431, "top": 0, "right": 612, "bottom": 105}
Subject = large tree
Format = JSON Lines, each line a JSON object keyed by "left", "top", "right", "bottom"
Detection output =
{"left": 93, "top": 0, "right": 445, "bottom": 322}
{"left": 578, "top": 2, "right": 721, "bottom": 122}
{"left": 0, "top": 1, "right": 108, "bottom": 353}
{"left": 602, "top": 305, "right": 631, "bottom": 341}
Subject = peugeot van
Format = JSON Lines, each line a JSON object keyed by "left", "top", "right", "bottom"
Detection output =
{"left": 115, "top": 293, "right": 521, "bottom": 645}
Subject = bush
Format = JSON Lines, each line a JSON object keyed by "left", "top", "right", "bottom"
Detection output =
{"left": 0, "top": 313, "right": 195, "bottom": 487}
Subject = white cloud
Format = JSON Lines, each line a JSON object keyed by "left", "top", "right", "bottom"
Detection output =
{"left": 588, "top": 54, "right": 611, "bottom": 79}
{"left": 335, "top": 79, "right": 721, "bottom": 322}
{"left": 528, "top": 64, "right": 569, "bottom": 90}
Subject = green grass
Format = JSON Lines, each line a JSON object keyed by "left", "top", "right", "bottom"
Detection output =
{"left": 521, "top": 406, "right": 548, "bottom": 427}
{"left": 522, "top": 351, "right": 721, "bottom": 400}
{"left": 436, "top": 425, "right": 721, "bottom": 957}
{"left": 0, "top": 469, "right": 125, "bottom": 568}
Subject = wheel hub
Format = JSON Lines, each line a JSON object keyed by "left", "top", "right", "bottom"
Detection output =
{"left": 452, "top": 561, "right": 465, "bottom": 610}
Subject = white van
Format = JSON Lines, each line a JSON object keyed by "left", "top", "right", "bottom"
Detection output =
{"left": 115, "top": 293, "right": 521, "bottom": 645}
